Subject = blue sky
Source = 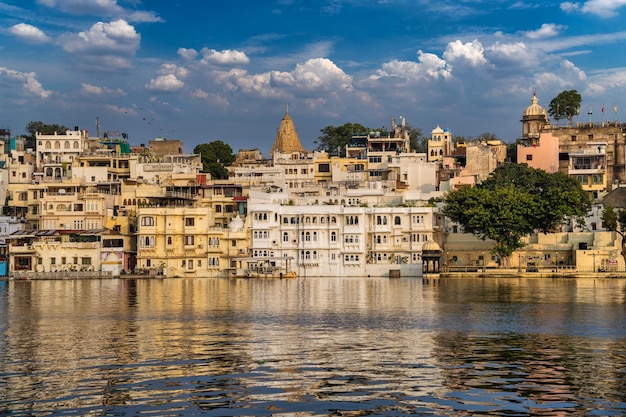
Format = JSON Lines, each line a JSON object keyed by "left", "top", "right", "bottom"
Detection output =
{"left": 1, "top": 0, "right": 626, "bottom": 156}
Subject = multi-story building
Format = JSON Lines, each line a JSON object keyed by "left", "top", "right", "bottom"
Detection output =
{"left": 517, "top": 92, "right": 626, "bottom": 199}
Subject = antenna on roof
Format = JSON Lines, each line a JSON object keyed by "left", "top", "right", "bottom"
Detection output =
{"left": 286, "top": 102, "right": 289, "bottom": 114}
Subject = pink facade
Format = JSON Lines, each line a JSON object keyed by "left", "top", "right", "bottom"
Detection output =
{"left": 516, "top": 132, "right": 560, "bottom": 173}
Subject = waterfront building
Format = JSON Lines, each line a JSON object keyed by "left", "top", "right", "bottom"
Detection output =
{"left": 517, "top": 92, "right": 626, "bottom": 199}
{"left": 8, "top": 228, "right": 131, "bottom": 275}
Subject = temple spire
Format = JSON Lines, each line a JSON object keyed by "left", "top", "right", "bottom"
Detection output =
{"left": 271, "top": 107, "right": 305, "bottom": 155}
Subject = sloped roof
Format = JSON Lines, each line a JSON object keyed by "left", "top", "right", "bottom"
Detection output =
{"left": 271, "top": 108, "right": 305, "bottom": 155}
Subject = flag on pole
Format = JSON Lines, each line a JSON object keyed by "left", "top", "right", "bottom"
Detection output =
{"left": 602, "top": 104, "right": 605, "bottom": 114}
{"left": 615, "top": 103, "right": 618, "bottom": 114}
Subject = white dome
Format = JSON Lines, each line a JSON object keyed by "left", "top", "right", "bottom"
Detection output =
{"left": 227, "top": 215, "right": 244, "bottom": 232}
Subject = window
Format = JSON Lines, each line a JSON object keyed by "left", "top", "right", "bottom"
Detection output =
{"left": 526, "top": 154, "right": 533, "bottom": 161}
{"left": 81, "top": 257, "right": 91, "bottom": 265}
{"left": 167, "top": 236, "right": 173, "bottom": 245}
{"left": 188, "top": 260, "right": 194, "bottom": 269}
{"left": 141, "top": 216, "right": 155, "bottom": 226}
{"left": 394, "top": 216, "right": 401, "bottom": 225}
{"left": 318, "top": 163, "right": 330, "bottom": 173}
{"left": 146, "top": 259, "right": 151, "bottom": 267}
{"left": 50, "top": 257, "right": 56, "bottom": 265}
{"left": 184, "top": 235, "right": 195, "bottom": 246}
{"left": 185, "top": 217, "right": 195, "bottom": 226}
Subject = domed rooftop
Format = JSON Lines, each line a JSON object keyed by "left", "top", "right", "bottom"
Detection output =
{"left": 523, "top": 92, "right": 548, "bottom": 118}
{"left": 422, "top": 240, "right": 441, "bottom": 252}
{"left": 431, "top": 125, "right": 445, "bottom": 134}
{"left": 227, "top": 215, "right": 244, "bottom": 232}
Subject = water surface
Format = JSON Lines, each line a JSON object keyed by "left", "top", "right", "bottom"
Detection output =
{"left": 1, "top": 277, "right": 625, "bottom": 416}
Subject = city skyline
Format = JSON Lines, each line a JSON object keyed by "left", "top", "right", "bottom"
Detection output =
{"left": 1, "top": 0, "right": 626, "bottom": 155}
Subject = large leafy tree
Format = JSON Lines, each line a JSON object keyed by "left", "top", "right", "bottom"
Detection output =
{"left": 548, "top": 90, "right": 581, "bottom": 125}
{"left": 443, "top": 164, "right": 591, "bottom": 266}
{"left": 601, "top": 206, "right": 626, "bottom": 265}
{"left": 193, "top": 140, "right": 235, "bottom": 180}
{"left": 314, "top": 123, "right": 368, "bottom": 155}
{"left": 406, "top": 124, "right": 427, "bottom": 153}
{"left": 24, "top": 121, "right": 70, "bottom": 150}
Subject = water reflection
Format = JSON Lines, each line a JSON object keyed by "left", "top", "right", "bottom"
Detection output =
{"left": 0, "top": 277, "right": 624, "bottom": 416}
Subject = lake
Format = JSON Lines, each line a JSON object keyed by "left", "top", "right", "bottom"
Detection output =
{"left": 1, "top": 277, "right": 625, "bottom": 416}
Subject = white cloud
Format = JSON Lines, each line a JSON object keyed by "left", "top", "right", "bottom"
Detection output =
{"left": 178, "top": 48, "right": 198, "bottom": 60}
{"left": 443, "top": 40, "right": 487, "bottom": 67}
{"left": 9, "top": 23, "right": 51, "bottom": 43}
{"left": 127, "top": 10, "right": 163, "bottom": 23}
{"left": 59, "top": 19, "right": 140, "bottom": 69}
{"left": 200, "top": 48, "right": 250, "bottom": 66}
{"left": 271, "top": 58, "right": 353, "bottom": 92}
{"left": 145, "top": 74, "right": 184, "bottom": 91}
{"left": 191, "top": 89, "right": 229, "bottom": 106}
{"left": 157, "top": 63, "right": 189, "bottom": 79}
{"left": 0, "top": 67, "right": 51, "bottom": 99}
{"left": 80, "top": 83, "right": 126, "bottom": 96}
{"left": 525, "top": 23, "right": 564, "bottom": 39}
{"left": 485, "top": 42, "right": 535, "bottom": 68}
{"left": 105, "top": 104, "right": 137, "bottom": 115}
{"left": 560, "top": 0, "right": 626, "bottom": 17}
{"left": 372, "top": 51, "right": 451, "bottom": 81}
{"left": 37, "top": 0, "right": 124, "bottom": 15}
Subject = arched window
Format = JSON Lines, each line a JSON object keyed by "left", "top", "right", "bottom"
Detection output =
{"left": 394, "top": 216, "right": 401, "bottom": 225}
{"left": 64, "top": 141, "right": 70, "bottom": 149}
{"left": 54, "top": 141, "right": 60, "bottom": 149}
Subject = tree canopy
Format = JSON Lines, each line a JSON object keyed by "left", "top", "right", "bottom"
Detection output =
{"left": 24, "top": 121, "right": 70, "bottom": 150}
{"left": 548, "top": 90, "right": 581, "bottom": 125}
{"left": 443, "top": 164, "right": 591, "bottom": 264}
{"left": 314, "top": 122, "right": 427, "bottom": 154}
{"left": 193, "top": 140, "right": 235, "bottom": 180}
{"left": 314, "top": 123, "right": 369, "bottom": 155}
{"left": 601, "top": 206, "right": 626, "bottom": 264}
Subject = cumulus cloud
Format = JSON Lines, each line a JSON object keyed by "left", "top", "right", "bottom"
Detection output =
{"left": 178, "top": 48, "right": 198, "bottom": 60}
{"left": 200, "top": 48, "right": 250, "bottom": 66}
{"left": 0, "top": 67, "right": 51, "bottom": 99}
{"left": 59, "top": 19, "right": 140, "bottom": 69}
{"left": 525, "top": 23, "right": 564, "bottom": 39}
{"left": 80, "top": 83, "right": 126, "bottom": 96}
{"left": 372, "top": 50, "right": 451, "bottom": 81}
{"left": 560, "top": 0, "right": 626, "bottom": 17}
{"left": 9, "top": 23, "right": 51, "bottom": 43}
{"left": 485, "top": 42, "right": 535, "bottom": 68}
{"left": 443, "top": 40, "right": 487, "bottom": 67}
{"left": 156, "top": 63, "right": 189, "bottom": 79}
{"left": 145, "top": 74, "right": 184, "bottom": 91}
{"left": 271, "top": 58, "right": 353, "bottom": 92}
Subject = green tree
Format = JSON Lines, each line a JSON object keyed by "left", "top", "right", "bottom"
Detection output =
{"left": 443, "top": 164, "right": 591, "bottom": 266}
{"left": 548, "top": 90, "right": 581, "bottom": 125}
{"left": 24, "top": 121, "right": 70, "bottom": 150}
{"left": 193, "top": 140, "right": 235, "bottom": 180}
{"left": 314, "top": 123, "right": 368, "bottom": 155}
{"left": 601, "top": 206, "right": 626, "bottom": 265}
{"left": 406, "top": 125, "right": 427, "bottom": 153}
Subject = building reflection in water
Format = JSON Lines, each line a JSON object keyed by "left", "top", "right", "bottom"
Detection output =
{"left": 0, "top": 277, "right": 624, "bottom": 415}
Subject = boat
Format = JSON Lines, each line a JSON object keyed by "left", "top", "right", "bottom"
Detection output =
{"left": 231, "top": 257, "right": 297, "bottom": 279}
